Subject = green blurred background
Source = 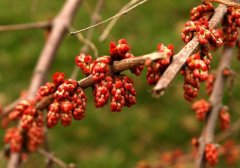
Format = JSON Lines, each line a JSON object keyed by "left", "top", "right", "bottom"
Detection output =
{"left": 0, "top": 0, "right": 240, "bottom": 167}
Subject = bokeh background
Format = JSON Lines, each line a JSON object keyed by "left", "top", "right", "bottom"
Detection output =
{"left": 0, "top": 0, "right": 240, "bottom": 167}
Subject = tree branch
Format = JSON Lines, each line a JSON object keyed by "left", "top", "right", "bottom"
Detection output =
{"left": 195, "top": 47, "right": 234, "bottom": 168}
{"left": 205, "top": 0, "right": 240, "bottom": 8}
{"left": 0, "top": 21, "right": 52, "bottom": 32}
{"left": 153, "top": 4, "right": 227, "bottom": 96}
{"left": 31, "top": 51, "right": 167, "bottom": 112}
{"left": 38, "top": 148, "right": 75, "bottom": 168}
{"left": 7, "top": 0, "right": 83, "bottom": 168}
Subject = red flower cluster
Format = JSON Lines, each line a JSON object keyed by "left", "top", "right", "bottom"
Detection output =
{"left": 219, "top": 107, "right": 230, "bottom": 131}
{"left": 111, "top": 75, "right": 136, "bottom": 112}
{"left": 75, "top": 53, "right": 92, "bottom": 75}
{"left": 190, "top": 2, "right": 214, "bottom": 21}
{"left": 4, "top": 97, "right": 44, "bottom": 153}
{"left": 93, "top": 76, "right": 113, "bottom": 108}
{"left": 205, "top": 143, "right": 218, "bottom": 166}
{"left": 182, "top": 19, "right": 223, "bottom": 49}
{"left": 76, "top": 39, "right": 142, "bottom": 112}
{"left": 222, "top": 7, "right": 240, "bottom": 46}
{"left": 181, "top": 47, "right": 212, "bottom": 101}
{"left": 183, "top": 2, "right": 223, "bottom": 49}
{"left": 191, "top": 99, "right": 211, "bottom": 121}
{"left": 146, "top": 43, "right": 174, "bottom": 85}
{"left": 38, "top": 72, "right": 87, "bottom": 128}
{"left": 4, "top": 128, "right": 23, "bottom": 152}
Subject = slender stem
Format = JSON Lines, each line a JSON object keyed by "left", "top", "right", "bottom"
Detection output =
{"left": 70, "top": 0, "right": 148, "bottom": 35}
{"left": 205, "top": 0, "right": 240, "bottom": 8}
{"left": 99, "top": 0, "right": 140, "bottom": 41}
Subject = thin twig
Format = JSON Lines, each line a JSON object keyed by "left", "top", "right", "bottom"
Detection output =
{"left": 99, "top": 0, "right": 140, "bottom": 41}
{"left": 38, "top": 148, "right": 75, "bottom": 168}
{"left": 153, "top": 4, "right": 227, "bottom": 96}
{"left": 205, "top": 0, "right": 240, "bottom": 8}
{"left": 70, "top": 0, "right": 148, "bottom": 35}
{"left": 195, "top": 47, "right": 234, "bottom": 168}
{"left": 0, "top": 21, "right": 52, "bottom": 32}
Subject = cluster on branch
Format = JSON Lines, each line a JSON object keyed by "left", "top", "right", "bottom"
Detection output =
{"left": 1, "top": 1, "right": 240, "bottom": 168}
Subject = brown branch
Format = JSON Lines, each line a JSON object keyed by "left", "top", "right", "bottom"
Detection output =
{"left": 153, "top": 4, "right": 227, "bottom": 96}
{"left": 7, "top": 0, "right": 83, "bottom": 168}
{"left": 195, "top": 47, "right": 234, "bottom": 168}
{"left": 38, "top": 148, "right": 75, "bottom": 168}
{"left": 205, "top": 0, "right": 240, "bottom": 8}
{"left": 0, "top": 21, "right": 52, "bottom": 32}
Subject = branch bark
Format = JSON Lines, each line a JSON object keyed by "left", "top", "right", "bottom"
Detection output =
{"left": 195, "top": 47, "right": 233, "bottom": 168}
{"left": 7, "top": 0, "right": 82, "bottom": 168}
{"left": 153, "top": 4, "right": 227, "bottom": 96}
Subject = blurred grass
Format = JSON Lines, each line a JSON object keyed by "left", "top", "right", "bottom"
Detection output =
{"left": 0, "top": 0, "right": 240, "bottom": 167}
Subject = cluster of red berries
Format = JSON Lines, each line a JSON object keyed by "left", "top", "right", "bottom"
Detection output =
{"left": 110, "top": 75, "right": 136, "bottom": 112}
{"left": 191, "top": 99, "right": 211, "bottom": 121}
{"left": 182, "top": 19, "right": 223, "bottom": 49}
{"left": 219, "top": 106, "right": 230, "bottom": 131}
{"left": 205, "top": 143, "right": 218, "bottom": 166}
{"left": 222, "top": 7, "right": 240, "bottom": 47}
{"left": 146, "top": 43, "right": 174, "bottom": 85}
{"left": 190, "top": 2, "right": 214, "bottom": 21}
{"left": 4, "top": 99, "right": 44, "bottom": 153}
{"left": 181, "top": 47, "right": 212, "bottom": 101}
{"left": 38, "top": 72, "right": 87, "bottom": 128}
{"left": 180, "top": 2, "right": 224, "bottom": 101}
{"left": 75, "top": 39, "right": 142, "bottom": 112}
{"left": 183, "top": 2, "right": 223, "bottom": 48}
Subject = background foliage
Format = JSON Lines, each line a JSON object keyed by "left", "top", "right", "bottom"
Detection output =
{"left": 0, "top": 0, "right": 240, "bottom": 167}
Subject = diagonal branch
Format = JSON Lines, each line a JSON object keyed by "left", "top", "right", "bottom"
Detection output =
{"left": 153, "top": 4, "right": 227, "bottom": 96}
{"left": 38, "top": 148, "right": 75, "bottom": 168}
{"left": 195, "top": 47, "right": 234, "bottom": 168}
{"left": 7, "top": 0, "right": 83, "bottom": 168}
